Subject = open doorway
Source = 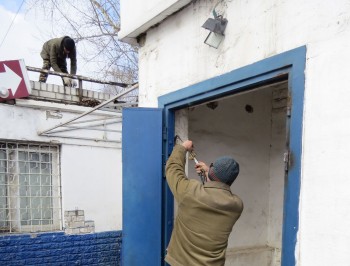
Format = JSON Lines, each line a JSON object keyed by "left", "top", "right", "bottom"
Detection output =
{"left": 161, "top": 47, "right": 305, "bottom": 266}
{"left": 115, "top": 46, "right": 306, "bottom": 266}
{"left": 173, "top": 80, "right": 288, "bottom": 265}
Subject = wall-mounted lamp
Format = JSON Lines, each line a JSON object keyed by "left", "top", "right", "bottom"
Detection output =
{"left": 202, "top": 16, "right": 228, "bottom": 48}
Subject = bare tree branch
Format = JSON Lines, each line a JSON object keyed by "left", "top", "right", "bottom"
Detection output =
{"left": 91, "top": 0, "right": 120, "bottom": 32}
{"left": 26, "top": 0, "right": 138, "bottom": 91}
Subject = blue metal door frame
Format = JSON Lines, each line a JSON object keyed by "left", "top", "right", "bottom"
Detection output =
{"left": 159, "top": 46, "right": 306, "bottom": 266}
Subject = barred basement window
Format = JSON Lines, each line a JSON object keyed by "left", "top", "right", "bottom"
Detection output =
{"left": 0, "top": 142, "right": 61, "bottom": 233}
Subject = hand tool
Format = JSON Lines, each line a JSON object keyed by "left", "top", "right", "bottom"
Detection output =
{"left": 175, "top": 135, "right": 206, "bottom": 184}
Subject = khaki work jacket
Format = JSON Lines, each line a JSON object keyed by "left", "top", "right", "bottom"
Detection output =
{"left": 165, "top": 145, "right": 243, "bottom": 266}
{"left": 40, "top": 36, "right": 77, "bottom": 75}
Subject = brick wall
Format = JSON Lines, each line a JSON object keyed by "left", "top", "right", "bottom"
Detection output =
{"left": 29, "top": 81, "right": 113, "bottom": 105}
{"left": 64, "top": 210, "right": 95, "bottom": 235}
{"left": 0, "top": 231, "right": 122, "bottom": 265}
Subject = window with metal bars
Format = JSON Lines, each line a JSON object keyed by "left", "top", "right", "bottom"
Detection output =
{"left": 0, "top": 141, "right": 61, "bottom": 233}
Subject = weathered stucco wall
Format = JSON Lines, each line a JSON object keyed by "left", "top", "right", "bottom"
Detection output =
{"left": 137, "top": 0, "right": 350, "bottom": 106}
{"left": 121, "top": 0, "right": 350, "bottom": 264}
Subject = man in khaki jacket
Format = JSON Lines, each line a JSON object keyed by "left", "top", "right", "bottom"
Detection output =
{"left": 165, "top": 140, "right": 243, "bottom": 266}
{"left": 39, "top": 36, "right": 77, "bottom": 86}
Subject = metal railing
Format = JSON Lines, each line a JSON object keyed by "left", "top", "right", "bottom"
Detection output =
{"left": 26, "top": 66, "right": 138, "bottom": 103}
{"left": 25, "top": 66, "right": 139, "bottom": 143}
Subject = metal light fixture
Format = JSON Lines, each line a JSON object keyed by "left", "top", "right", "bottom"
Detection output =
{"left": 202, "top": 16, "right": 228, "bottom": 48}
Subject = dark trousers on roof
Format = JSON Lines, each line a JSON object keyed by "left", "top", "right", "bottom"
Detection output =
{"left": 39, "top": 59, "right": 68, "bottom": 83}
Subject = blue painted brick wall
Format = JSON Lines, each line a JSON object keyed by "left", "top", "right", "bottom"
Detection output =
{"left": 0, "top": 230, "right": 122, "bottom": 265}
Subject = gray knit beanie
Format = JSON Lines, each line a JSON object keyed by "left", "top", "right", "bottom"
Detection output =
{"left": 208, "top": 156, "right": 239, "bottom": 186}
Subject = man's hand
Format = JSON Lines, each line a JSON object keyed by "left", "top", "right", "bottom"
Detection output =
{"left": 63, "top": 77, "right": 72, "bottom": 86}
{"left": 195, "top": 162, "right": 209, "bottom": 175}
{"left": 71, "top": 79, "right": 77, "bottom": 87}
{"left": 182, "top": 140, "right": 193, "bottom": 151}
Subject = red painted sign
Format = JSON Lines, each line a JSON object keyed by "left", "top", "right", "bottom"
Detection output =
{"left": 0, "top": 59, "right": 31, "bottom": 101}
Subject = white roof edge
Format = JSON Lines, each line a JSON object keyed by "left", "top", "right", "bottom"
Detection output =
{"left": 15, "top": 99, "right": 120, "bottom": 117}
{"left": 119, "top": 0, "right": 192, "bottom": 43}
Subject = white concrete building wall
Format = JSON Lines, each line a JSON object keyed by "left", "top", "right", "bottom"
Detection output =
{"left": 61, "top": 145, "right": 122, "bottom": 231}
{"left": 120, "top": 0, "right": 350, "bottom": 265}
{"left": 0, "top": 100, "right": 122, "bottom": 232}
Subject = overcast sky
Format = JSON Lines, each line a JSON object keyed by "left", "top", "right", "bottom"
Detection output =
{"left": 0, "top": 1, "right": 51, "bottom": 82}
{"left": 0, "top": 0, "right": 99, "bottom": 87}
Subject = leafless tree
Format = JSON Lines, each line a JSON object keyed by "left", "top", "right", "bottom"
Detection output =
{"left": 27, "top": 0, "right": 138, "bottom": 94}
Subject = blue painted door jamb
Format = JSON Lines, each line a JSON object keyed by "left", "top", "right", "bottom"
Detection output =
{"left": 159, "top": 46, "right": 306, "bottom": 266}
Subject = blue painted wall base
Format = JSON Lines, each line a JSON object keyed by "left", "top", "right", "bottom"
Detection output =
{"left": 0, "top": 231, "right": 122, "bottom": 265}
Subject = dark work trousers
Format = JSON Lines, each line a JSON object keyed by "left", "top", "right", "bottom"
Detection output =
{"left": 39, "top": 59, "right": 68, "bottom": 83}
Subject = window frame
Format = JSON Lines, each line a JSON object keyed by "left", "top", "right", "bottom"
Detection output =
{"left": 0, "top": 141, "right": 62, "bottom": 234}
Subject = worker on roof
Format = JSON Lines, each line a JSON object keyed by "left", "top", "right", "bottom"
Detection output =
{"left": 39, "top": 36, "right": 77, "bottom": 87}
{"left": 165, "top": 139, "right": 243, "bottom": 266}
